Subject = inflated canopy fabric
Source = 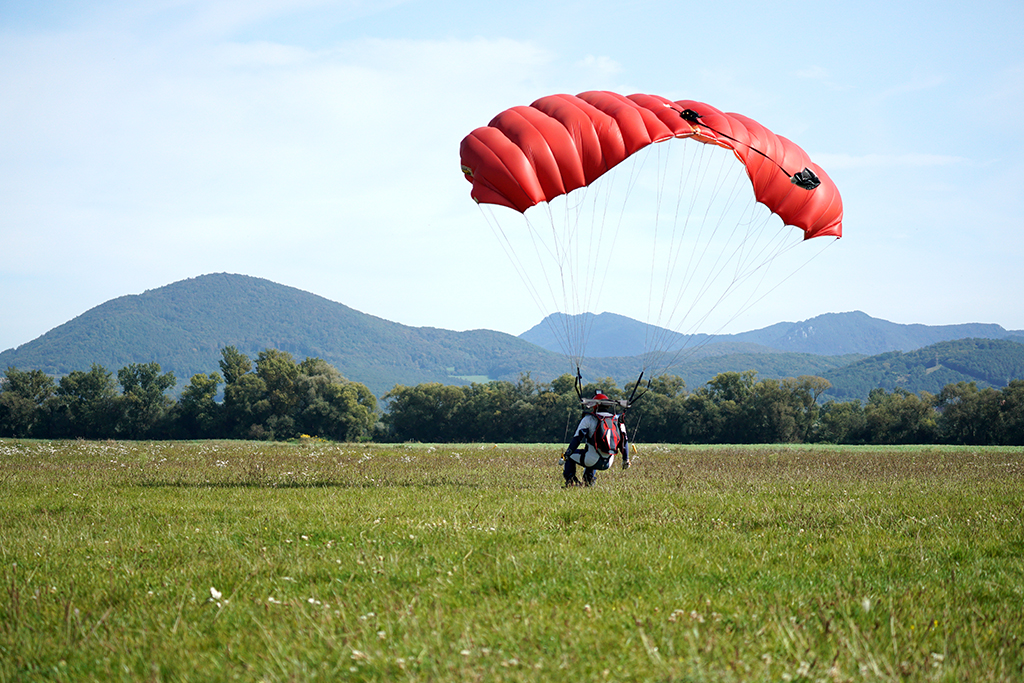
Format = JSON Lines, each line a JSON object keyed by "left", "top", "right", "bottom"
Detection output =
{"left": 460, "top": 91, "right": 843, "bottom": 240}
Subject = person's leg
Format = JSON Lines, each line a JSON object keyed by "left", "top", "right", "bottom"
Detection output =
{"left": 582, "top": 467, "right": 596, "bottom": 486}
{"left": 563, "top": 457, "right": 581, "bottom": 486}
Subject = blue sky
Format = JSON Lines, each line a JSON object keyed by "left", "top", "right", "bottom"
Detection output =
{"left": 2, "top": 0, "right": 1022, "bottom": 354}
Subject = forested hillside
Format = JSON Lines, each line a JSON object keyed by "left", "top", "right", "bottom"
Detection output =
{"left": 3, "top": 274, "right": 1022, "bottom": 401}
{"left": 523, "top": 310, "right": 1024, "bottom": 357}
{"left": 822, "top": 338, "right": 1024, "bottom": 401}
{"left": 0, "top": 274, "right": 565, "bottom": 395}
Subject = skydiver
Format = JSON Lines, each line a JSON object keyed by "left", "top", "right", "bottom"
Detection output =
{"left": 562, "top": 391, "right": 630, "bottom": 487}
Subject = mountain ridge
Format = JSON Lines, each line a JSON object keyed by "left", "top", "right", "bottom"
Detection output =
{"left": 2, "top": 273, "right": 1022, "bottom": 399}
{"left": 821, "top": 338, "right": 1024, "bottom": 401}
{"left": 0, "top": 273, "right": 565, "bottom": 395}
{"left": 521, "top": 310, "right": 1023, "bottom": 357}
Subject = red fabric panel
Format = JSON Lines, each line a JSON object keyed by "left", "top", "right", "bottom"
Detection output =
{"left": 460, "top": 92, "right": 843, "bottom": 238}
{"left": 530, "top": 94, "right": 621, "bottom": 185}
{"left": 486, "top": 106, "right": 568, "bottom": 201}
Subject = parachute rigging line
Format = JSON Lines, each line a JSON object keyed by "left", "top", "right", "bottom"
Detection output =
{"left": 461, "top": 91, "right": 844, "bottom": 384}
{"left": 677, "top": 108, "right": 821, "bottom": 190}
{"left": 632, "top": 142, "right": 783, "bottom": 377}
{"left": 640, "top": 142, "right": 833, "bottom": 375}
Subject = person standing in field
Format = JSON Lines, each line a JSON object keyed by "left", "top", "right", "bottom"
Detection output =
{"left": 562, "top": 392, "right": 630, "bottom": 487}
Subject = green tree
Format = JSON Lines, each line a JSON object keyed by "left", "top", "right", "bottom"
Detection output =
{"left": 175, "top": 372, "right": 222, "bottom": 439}
{"left": 383, "top": 383, "right": 469, "bottom": 442}
{"left": 549, "top": 373, "right": 578, "bottom": 396}
{"left": 580, "top": 377, "right": 622, "bottom": 401}
{"left": 538, "top": 374, "right": 591, "bottom": 443}
{"left": 220, "top": 348, "right": 269, "bottom": 439}
{"left": 254, "top": 349, "right": 301, "bottom": 439}
{"left": 676, "top": 391, "right": 720, "bottom": 443}
{"left": 449, "top": 377, "right": 555, "bottom": 443}
{"left": 786, "top": 376, "right": 831, "bottom": 442}
{"left": 538, "top": 373, "right": 592, "bottom": 442}
{"left": 117, "top": 362, "right": 176, "bottom": 439}
{"left": 219, "top": 346, "right": 252, "bottom": 385}
{"left": 225, "top": 374, "right": 270, "bottom": 439}
{"left": 454, "top": 381, "right": 515, "bottom": 442}
{"left": 935, "top": 382, "right": 998, "bottom": 445}
{"left": 686, "top": 371, "right": 758, "bottom": 443}
{"left": 746, "top": 379, "right": 800, "bottom": 443}
{"left": 218, "top": 348, "right": 377, "bottom": 441}
{"left": 814, "top": 400, "right": 866, "bottom": 444}
{"left": 861, "top": 388, "right": 938, "bottom": 444}
{"left": 0, "top": 367, "right": 56, "bottom": 437}
{"left": 294, "top": 358, "right": 377, "bottom": 441}
{"left": 505, "top": 374, "right": 552, "bottom": 443}
{"left": 705, "top": 370, "right": 758, "bottom": 404}
{"left": 996, "top": 380, "right": 1024, "bottom": 445}
{"left": 47, "top": 364, "right": 119, "bottom": 439}
{"left": 625, "top": 375, "right": 687, "bottom": 443}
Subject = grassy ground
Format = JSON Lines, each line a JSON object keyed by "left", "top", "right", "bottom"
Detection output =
{"left": 1, "top": 439, "right": 1022, "bottom": 682}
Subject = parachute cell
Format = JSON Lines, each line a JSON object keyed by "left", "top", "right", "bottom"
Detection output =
{"left": 460, "top": 91, "right": 843, "bottom": 239}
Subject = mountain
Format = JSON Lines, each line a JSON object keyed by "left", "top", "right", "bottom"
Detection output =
{"left": 521, "top": 311, "right": 1024, "bottom": 357}
{"left": 0, "top": 273, "right": 566, "bottom": 396}
{"left": 520, "top": 312, "right": 764, "bottom": 358}
{"left": 733, "top": 311, "right": 1024, "bottom": 355}
{"left": 3, "top": 273, "right": 1022, "bottom": 400}
{"left": 821, "top": 338, "right": 1024, "bottom": 401}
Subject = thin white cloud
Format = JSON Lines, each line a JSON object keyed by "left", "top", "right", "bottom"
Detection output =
{"left": 796, "top": 65, "right": 828, "bottom": 81}
{"left": 876, "top": 74, "right": 947, "bottom": 100}
{"left": 218, "top": 40, "right": 316, "bottom": 66}
{"left": 794, "top": 64, "right": 850, "bottom": 92}
{"left": 574, "top": 54, "right": 623, "bottom": 78}
{"left": 164, "top": 0, "right": 414, "bottom": 36}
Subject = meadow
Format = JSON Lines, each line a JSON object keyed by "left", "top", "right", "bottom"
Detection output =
{"left": 1, "top": 439, "right": 1022, "bottom": 682}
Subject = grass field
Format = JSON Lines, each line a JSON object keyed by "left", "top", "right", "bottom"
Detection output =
{"left": 1, "top": 438, "right": 1023, "bottom": 682}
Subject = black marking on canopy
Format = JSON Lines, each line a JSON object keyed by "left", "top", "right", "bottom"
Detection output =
{"left": 676, "top": 106, "right": 820, "bottom": 191}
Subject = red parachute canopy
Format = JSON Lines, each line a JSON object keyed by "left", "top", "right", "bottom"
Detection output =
{"left": 460, "top": 91, "right": 842, "bottom": 239}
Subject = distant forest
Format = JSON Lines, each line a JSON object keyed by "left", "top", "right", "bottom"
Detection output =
{"left": 3, "top": 347, "right": 1023, "bottom": 446}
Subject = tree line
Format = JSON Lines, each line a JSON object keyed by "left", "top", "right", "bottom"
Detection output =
{"left": 2, "top": 351, "right": 1023, "bottom": 445}
{"left": 0, "top": 347, "right": 377, "bottom": 442}
{"left": 384, "top": 371, "right": 1024, "bottom": 446}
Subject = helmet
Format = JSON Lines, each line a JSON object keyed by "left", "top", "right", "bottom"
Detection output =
{"left": 594, "top": 392, "right": 609, "bottom": 400}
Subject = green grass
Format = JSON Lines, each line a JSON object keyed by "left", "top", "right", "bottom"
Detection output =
{"left": 1, "top": 439, "right": 1023, "bottom": 681}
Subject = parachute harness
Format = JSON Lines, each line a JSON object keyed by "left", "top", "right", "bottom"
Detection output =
{"left": 575, "top": 368, "right": 649, "bottom": 416}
